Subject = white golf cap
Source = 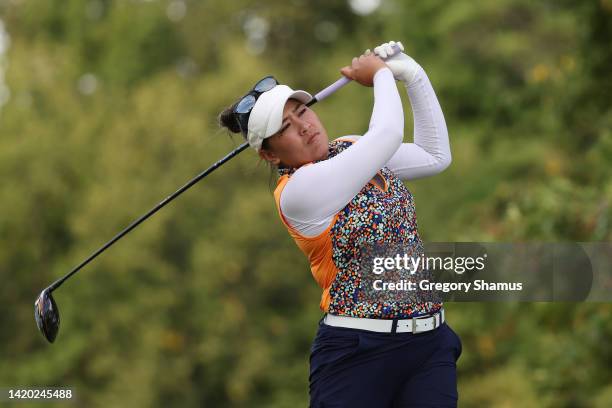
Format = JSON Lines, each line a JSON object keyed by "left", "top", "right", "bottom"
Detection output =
{"left": 247, "top": 85, "right": 312, "bottom": 151}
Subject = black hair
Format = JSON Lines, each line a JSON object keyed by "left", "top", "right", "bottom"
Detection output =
{"left": 217, "top": 102, "right": 276, "bottom": 190}
{"left": 217, "top": 103, "right": 242, "bottom": 134}
{"left": 217, "top": 103, "right": 271, "bottom": 150}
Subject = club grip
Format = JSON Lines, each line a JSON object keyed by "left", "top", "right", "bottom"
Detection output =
{"left": 311, "top": 43, "right": 402, "bottom": 104}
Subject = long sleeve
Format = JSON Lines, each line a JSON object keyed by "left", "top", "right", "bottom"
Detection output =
{"left": 384, "top": 65, "right": 451, "bottom": 180}
{"left": 279, "top": 68, "right": 404, "bottom": 237}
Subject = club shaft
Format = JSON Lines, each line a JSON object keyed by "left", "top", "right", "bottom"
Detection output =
{"left": 49, "top": 141, "right": 250, "bottom": 292}
{"left": 45, "top": 43, "right": 404, "bottom": 292}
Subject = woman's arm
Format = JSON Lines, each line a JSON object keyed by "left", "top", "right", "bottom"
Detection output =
{"left": 386, "top": 65, "right": 451, "bottom": 179}
{"left": 344, "top": 65, "right": 451, "bottom": 180}
{"left": 280, "top": 67, "right": 404, "bottom": 236}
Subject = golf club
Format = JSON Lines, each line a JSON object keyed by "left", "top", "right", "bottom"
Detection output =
{"left": 34, "top": 44, "right": 403, "bottom": 343}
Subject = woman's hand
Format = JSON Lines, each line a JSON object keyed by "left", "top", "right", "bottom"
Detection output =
{"left": 369, "top": 41, "right": 420, "bottom": 86}
{"left": 340, "top": 53, "right": 387, "bottom": 87}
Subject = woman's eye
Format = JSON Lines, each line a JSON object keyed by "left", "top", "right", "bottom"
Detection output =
{"left": 277, "top": 108, "right": 306, "bottom": 136}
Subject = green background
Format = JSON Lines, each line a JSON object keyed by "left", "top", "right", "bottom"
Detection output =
{"left": 1, "top": 0, "right": 611, "bottom": 406}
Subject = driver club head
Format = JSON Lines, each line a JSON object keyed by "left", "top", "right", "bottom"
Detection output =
{"left": 34, "top": 288, "right": 60, "bottom": 343}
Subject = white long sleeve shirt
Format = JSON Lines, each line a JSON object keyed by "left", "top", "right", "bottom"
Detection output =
{"left": 279, "top": 66, "right": 451, "bottom": 237}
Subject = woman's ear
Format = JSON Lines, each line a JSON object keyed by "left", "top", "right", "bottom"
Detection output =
{"left": 259, "top": 147, "right": 281, "bottom": 165}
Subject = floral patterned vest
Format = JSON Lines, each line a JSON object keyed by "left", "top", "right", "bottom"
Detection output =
{"left": 274, "top": 139, "right": 442, "bottom": 318}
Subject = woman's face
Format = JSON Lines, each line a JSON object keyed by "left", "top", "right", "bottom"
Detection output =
{"left": 259, "top": 99, "right": 329, "bottom": 168}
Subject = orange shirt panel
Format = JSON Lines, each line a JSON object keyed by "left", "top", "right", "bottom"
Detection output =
{"left": 273, "top": 175, "right": 339, "bottom": 311}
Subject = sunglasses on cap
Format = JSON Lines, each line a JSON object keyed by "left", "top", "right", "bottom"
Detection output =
{"left": 233, "top": 76, "right": 279, "bottom": 136}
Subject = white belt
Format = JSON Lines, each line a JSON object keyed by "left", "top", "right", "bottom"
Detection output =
{"left": 323, "top": 309, "right": 445, "bottom": 334}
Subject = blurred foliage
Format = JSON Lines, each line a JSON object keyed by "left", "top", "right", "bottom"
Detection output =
{"left": 0, "top": 0, "right": 611, "bottom": 407}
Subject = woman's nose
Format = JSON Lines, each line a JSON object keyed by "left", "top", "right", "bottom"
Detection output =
{"left": 298, "top": 120, "right": 312, "bottom": 135}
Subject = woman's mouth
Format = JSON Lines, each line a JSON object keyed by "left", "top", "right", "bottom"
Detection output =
{"left": 307, "top": 132, "right": 320, "bottom": 145}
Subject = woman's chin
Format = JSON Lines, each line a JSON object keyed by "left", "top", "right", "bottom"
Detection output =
{"left": 312, "top": 143, "right": 328, "bottom": 161}
{"left": 313, "top": 135, "right": 328, "bottom": 156}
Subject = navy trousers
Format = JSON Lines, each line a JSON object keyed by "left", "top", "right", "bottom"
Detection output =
{"left": 309, "top": 318, "right": 462, "bottom": 408}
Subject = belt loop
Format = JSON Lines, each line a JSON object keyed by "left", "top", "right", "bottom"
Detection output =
{"left": 391, "top": 318, "right": 398, "bottom": 334}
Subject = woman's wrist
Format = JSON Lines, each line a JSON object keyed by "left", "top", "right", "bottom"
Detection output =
{"left": 404, "top": 65, "right": 424, "bottom": 90}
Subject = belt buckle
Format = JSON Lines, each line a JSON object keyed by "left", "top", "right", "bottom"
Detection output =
{"left": 412, "top": 312, "right": 439, "bottom": 334}
{"left": 412, "top": 315, "right": 426, "bottom": 334}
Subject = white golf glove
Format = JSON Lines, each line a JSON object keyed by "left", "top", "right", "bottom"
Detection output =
{"left": 366, "top": 40, "right": 420, "bottom": 86}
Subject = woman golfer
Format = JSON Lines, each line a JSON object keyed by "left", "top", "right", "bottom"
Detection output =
{"left": 219, "top": 41, "right": 461, "bottom": 407}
